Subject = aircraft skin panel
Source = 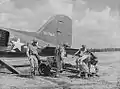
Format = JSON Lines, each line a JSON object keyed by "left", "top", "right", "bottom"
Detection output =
{"left": 37, "top": 15, "right": 72, "bottom": 46}
{"left": 2, "top": 27, "right": 55, "bottom": 46}
{"left": 0, "top": 15, "right": 72, "bottom": 52}
{"left": 8, "top": 28, "right": 55, "bottom": 47}
{"left": 1, "top": 15, "right": 72, "bottom": 46}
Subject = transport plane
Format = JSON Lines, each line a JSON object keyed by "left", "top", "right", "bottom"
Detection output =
{"left": 0, "top": 15, "right": 72, "bottom": 56}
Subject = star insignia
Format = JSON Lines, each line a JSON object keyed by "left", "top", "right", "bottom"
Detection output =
{"left": 11, "top": 38, "right": 24, "bottom": 52}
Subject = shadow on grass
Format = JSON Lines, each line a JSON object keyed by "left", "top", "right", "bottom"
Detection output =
{"left": 67, "top": 72, "right": 100, "bottom": 79}
{"left": 0, "top": 72, "right": 13, "bottom": 74}
{"left": 16, "top": 71, "right": 57, "bottom": 79}
{"left": 16, "top": 74, "right": 33, "bottom": 78}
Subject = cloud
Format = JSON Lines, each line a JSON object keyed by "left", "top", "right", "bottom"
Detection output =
{"left": 0, "top": 0, "right": 34, "bottom": 30}
{"left": 0, "top": 0, "right": 10, "bottom": 4}
{"left": 84, "top": 0, "right": 120, "bottom": 11}
{"left": 0, "top": 0, "right": 72, "bottom": 31}
{"left": 73, "top": 6, "right": 120, "bottom": 48}
{"left": 74, "top": 6, "right": 120, "bottom": 28}
{"left": 49, "top": 0, "right": 72, "bottom": 18}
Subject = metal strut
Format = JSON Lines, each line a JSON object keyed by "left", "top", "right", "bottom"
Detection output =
{"left": 0, "top": 58, "right": 21, "bottom": 74}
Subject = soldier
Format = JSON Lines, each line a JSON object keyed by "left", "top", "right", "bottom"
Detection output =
{"left": 72, "top": 45, "right": 87, "bottom": 68}
{"left": 88, "top": 51, "right": 99, "bottom": 74}
{"left": 60, "top": 44, "right": 67, "bottom": 70}
{"left": 60, "top": 44, "right": 67, "bottom": 58}
{"left": 72, "top": 45, "right": 89, "bottom": 77}
{"left": 26, "top": 39, "right": 49, "bottom": 76}
{"left": 8, "top": 40, "right": 15, "bottom": 52}
{"left": 55, "top": 45, "right": 64, "bottom": 77}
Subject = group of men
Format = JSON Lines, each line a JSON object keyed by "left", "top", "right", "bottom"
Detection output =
{"left": 25, "top": 39, "right": 68, "bottom": 77}
{"left": 24, "top": 38, "right": 98, "bottom": 78}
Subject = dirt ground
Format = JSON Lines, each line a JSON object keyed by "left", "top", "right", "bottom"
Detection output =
{"left": 0, "top": 52, "right": 120, "bottom": 89}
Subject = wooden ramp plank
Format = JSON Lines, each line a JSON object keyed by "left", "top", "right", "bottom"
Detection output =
{"left": 0, "top": 59, "right": 21, "bottom": 74}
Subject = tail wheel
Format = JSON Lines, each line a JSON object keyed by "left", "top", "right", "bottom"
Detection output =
{"left": 38, "top": 64, "right": 51, "bottom": 76}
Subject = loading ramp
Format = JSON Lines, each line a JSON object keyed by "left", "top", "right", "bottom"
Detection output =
{"left": 0, "top": 58, "right": 21, "bottom": 74}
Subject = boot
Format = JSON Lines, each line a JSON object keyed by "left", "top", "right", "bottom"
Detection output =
{"left": 30, "top": 71, "right": 35, "bottom": 78}
{"left": 84, "top": 72, "right": 88, "bottom": 79}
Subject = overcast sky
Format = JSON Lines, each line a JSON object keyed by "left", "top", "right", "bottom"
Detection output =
{"left": 73, "top": 0, "right": 120, "bottom": 48}
{"left": 0, "top": 0, "right": 120, "bottom": 48}
{"left": 0, "top": 0, "right": 72, "bottom": 31}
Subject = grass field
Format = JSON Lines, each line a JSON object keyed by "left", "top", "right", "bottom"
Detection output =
{"left": 0, "top": 52, "right": 120, "bottom": 89}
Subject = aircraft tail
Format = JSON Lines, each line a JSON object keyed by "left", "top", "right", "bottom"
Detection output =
{"left": 37, "top": 15, "right": 72, "bottom": 46}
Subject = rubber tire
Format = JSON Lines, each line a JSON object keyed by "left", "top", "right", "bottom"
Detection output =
{"left": 38, "top": 64, "right": 51, "bottom": 76}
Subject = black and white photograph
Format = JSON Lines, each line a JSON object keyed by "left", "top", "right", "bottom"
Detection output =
{"left": 0, "top": 0, "right": 119, "bottom": 89}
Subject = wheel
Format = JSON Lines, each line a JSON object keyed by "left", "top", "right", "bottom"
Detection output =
{"left": 38, "top": 64, "right": 51, "bottom": 76}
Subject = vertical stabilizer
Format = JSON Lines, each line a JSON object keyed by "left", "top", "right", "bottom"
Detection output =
{"left": 37, "top": 15, "right": 72, "bottom": 46}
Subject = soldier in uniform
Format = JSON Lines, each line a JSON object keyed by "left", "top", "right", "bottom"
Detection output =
{"left": 26, "top": 39, "right": 49, "bottom": 76}
{"left": 55, "top": 45, "right": 64, "bottom": 77}
{"left": 73, "top": 45, "right": 87, "bottom": 68}
{"left": 73, "top": 45, "right": 99, "bottom": 78}
{"left": 60, "top": 44, "right": 67, "bottom": 70}
{"left": 72, "top": 45, "right": 89, "bottom": 77}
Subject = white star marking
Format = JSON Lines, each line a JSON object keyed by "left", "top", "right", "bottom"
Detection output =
{"left": 12, "top": 38, "right": 24, "bottom": 51}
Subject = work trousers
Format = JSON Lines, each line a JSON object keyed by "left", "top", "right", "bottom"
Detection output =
{"left": 76, "top": 55, "right": 89, "bottom": 73}
{"left": 56, "top": 54, "right": 63, "bottom": 73}
{"left": 29, "top": 55, "right": 39, "bottom": 73}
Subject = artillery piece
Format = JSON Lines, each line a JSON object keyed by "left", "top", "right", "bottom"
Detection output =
{"left": 38, "top": 56, "right": 55, "bottom": 76}
{"left": 37, "top": 47, "right": 120, "bottom": 76}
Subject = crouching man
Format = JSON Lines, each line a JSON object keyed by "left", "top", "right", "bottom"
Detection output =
{"left": 72, "top": 45, "right": 90, "bottom": 78}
